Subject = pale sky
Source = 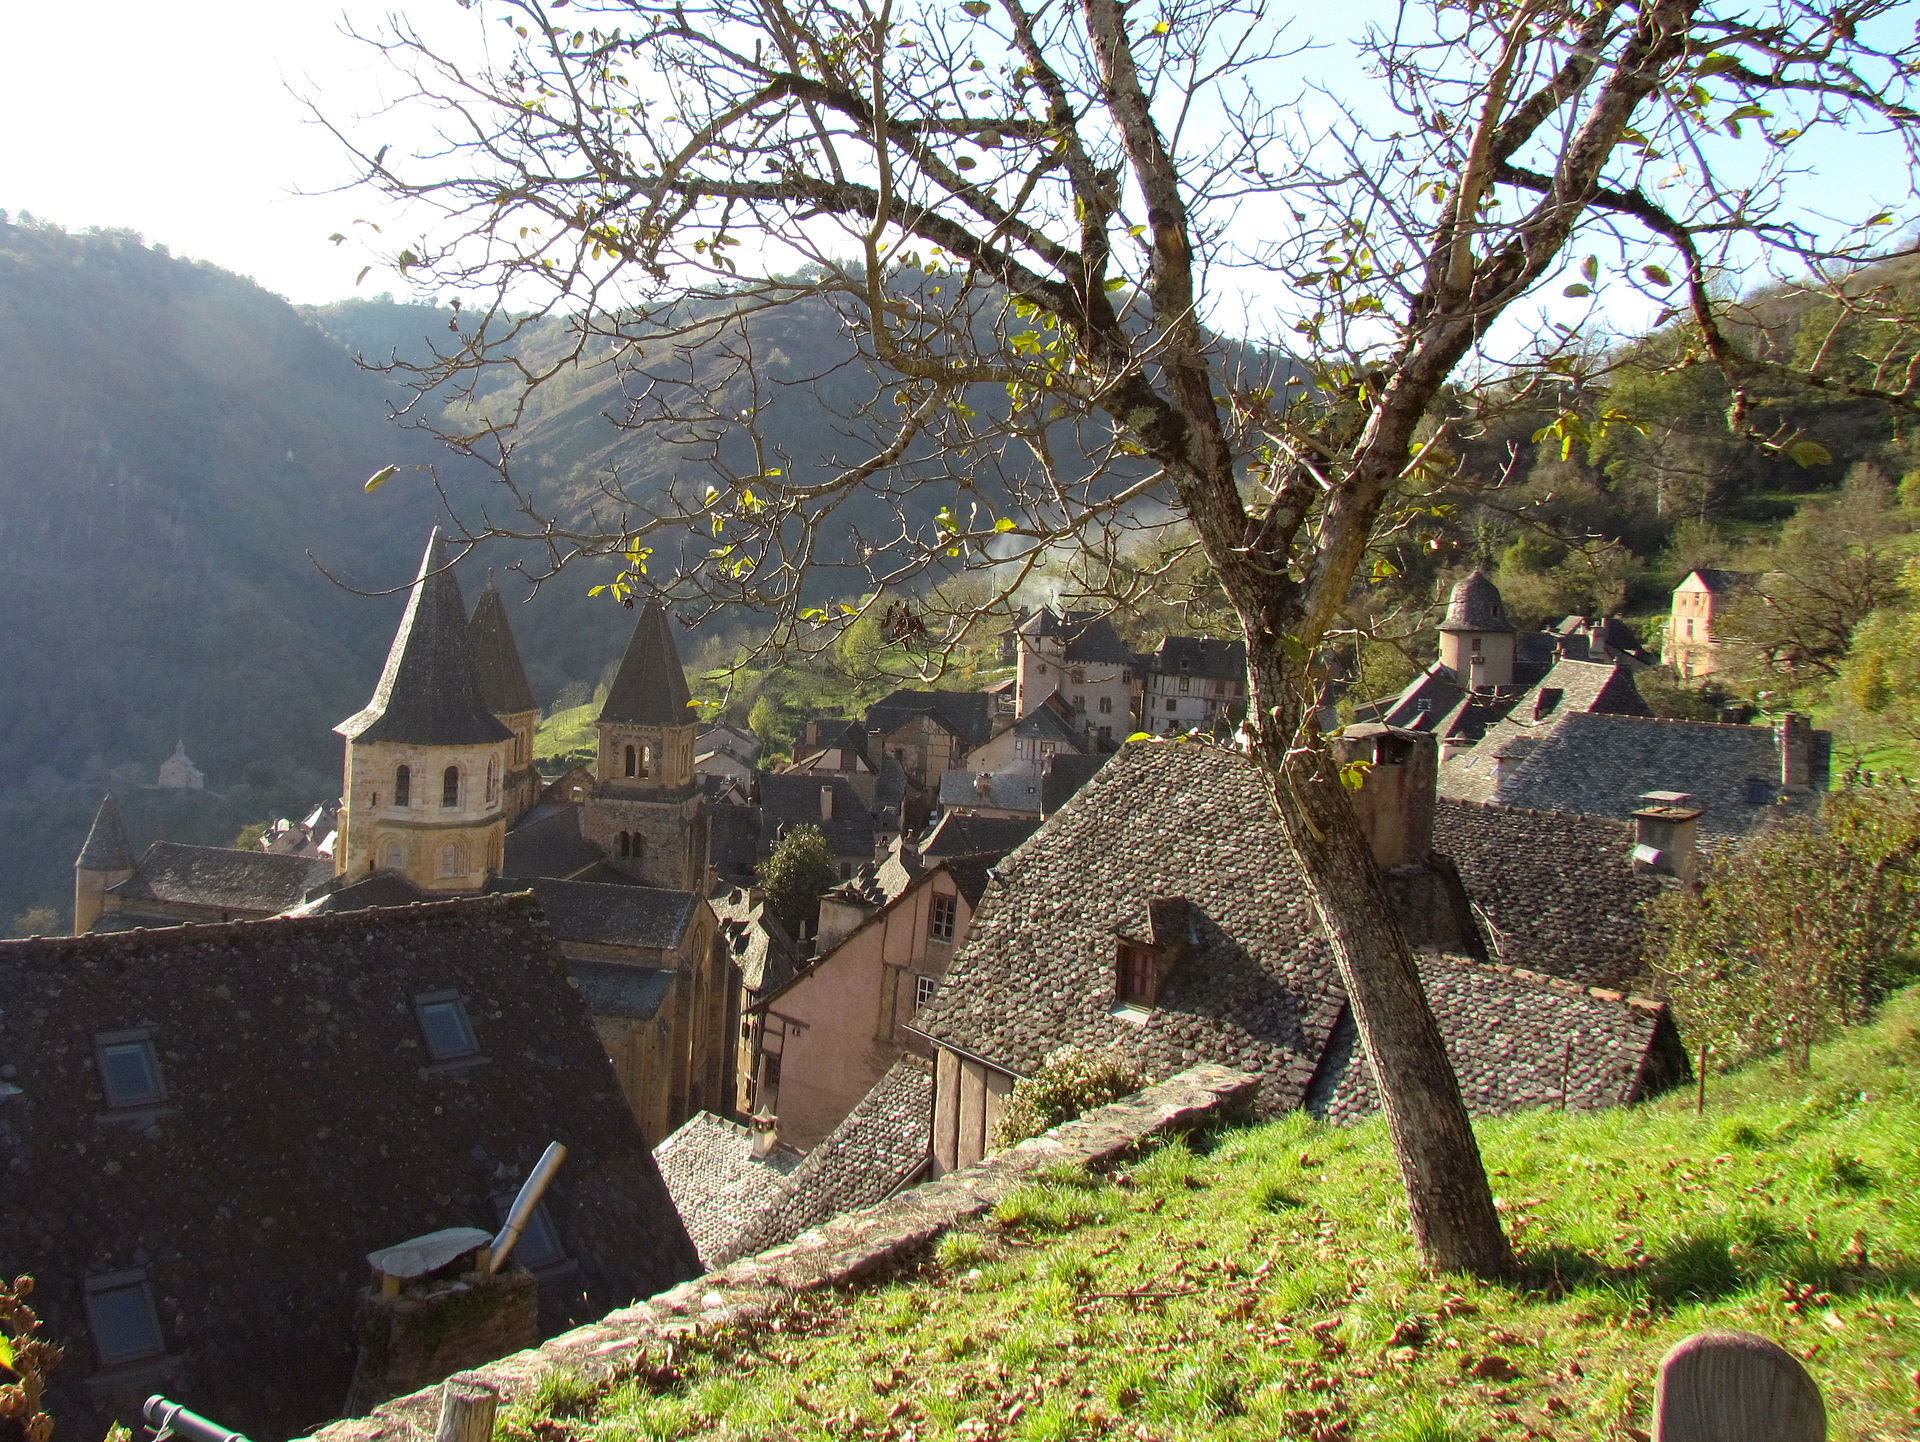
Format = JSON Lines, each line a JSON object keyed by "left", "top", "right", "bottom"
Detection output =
{"left": 2, "top": 2, "right": 1911, "bottom": 313}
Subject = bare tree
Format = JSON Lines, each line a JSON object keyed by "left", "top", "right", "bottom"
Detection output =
{"left": 326, "top": 0, "right": 1920, "bottom": 1275}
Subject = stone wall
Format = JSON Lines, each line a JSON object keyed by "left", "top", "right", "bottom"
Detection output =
{"left": 298, "top": 1064, "right": 1257, "bottom": 1442}
{"left": 345, "top": 1269, "right": 541, "bottom": 1416}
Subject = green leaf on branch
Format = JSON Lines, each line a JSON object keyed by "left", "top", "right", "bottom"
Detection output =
{"left": 1562, "top": 283, "right": 1591, "bottom": 298}
{"left": 1788, "top": 439, "right": 1833, "bottom": 469}
{"left": 961, "top": 1, "right": 989, "bottom": 13}
{"left": 1580, "top": 255, "right": 1598, "bottom": 282}
{"left": 364, "top": 465, "right": 399, "bottom": 492}
{"left": 993, "top": 517, "right": 1015, "bottom": 532}
{"left": 1643, "top": 264, "right": 1672, "bottom": 285}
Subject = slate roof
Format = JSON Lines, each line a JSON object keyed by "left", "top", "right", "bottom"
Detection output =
{"left": 1438, "top": 660, "right": 1651, "bottom": 804}
{"left": 708, "top": 799, "right": 766, "bottom": 884}
{"left": 599, "top": 597, "right": 695, "bottom": 728}
{"left": 917, "top": 811, "right": 1041, "bottom": 859}
{"left": 1009, "top": 696, "right": 1086, "bottom": 749}
{"left": 913, "top": 744, "right": 1685, "bottom": 1121}
{"left": 503, "top": 799, "right": 609, "bottom": 880}
{"left": 1041, "top": 751, "right": 1110, "bottom": 815}
{"left": 467, "top": 574, "right": 540, "bottom": 715}
{"left": 653, "top": 1112, "right": 802, "bottom": 1269}
{"left": 337, "top": 531, "right": 514, "bottom": 747}
{"left": 1148, "top": 635, "right": 1247, "bottom": 681}
{"left": 712, "top": 890, "right": 799, "bottom": 993}
{"left": 728, "top": 1057, "right": 934, "bottom": 1257}
{"left": 515, "top": 878, "right": 699, "bottom": 951}
{"left": 1311, "top": 956, "right": 1687, "bottom": 1121}
{"left": 864, "top": 689, "right": 996, "bottom": 747}
{"left": 288, "top": 870, "right": 431, "bottom": 916}
{"left": 1433, "top": 798, "right": 1668, "bottom": 989}
{"left": 758, "top": 772, "right": 876, "bottom": 859}
{"left": 1016, "top": 609, "right": 1139, "bottom": 666}
{"left": 1440, "top": 570, "right": 1515, "bottom": 633}
{"left": 938, "top": 769, "right": 1044, "bottom": 813}
{"left": 0, "top": 895, "right": 699, "bottom": 1441}
{"left": 1685, "top": 567, "right": 1759, "bottom": 595}
{"left": 108, "top": 843, "right": 334, "bottom": 915}
{"left": 569, "top": 960, "right": 676, "bottom": 1020}
{"left": 1468, "top": 712, "right": 1828, "bottom": 836}
{"left": 76, "top": 794, "right": 133, "bottom": 872}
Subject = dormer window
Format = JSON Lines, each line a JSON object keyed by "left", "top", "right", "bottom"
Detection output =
{"left": 95, "top": 1029, "right": 164, "bottom": 1109}
{"left": 414, "top": 991, "right": 479, "bottom": 1062}
{"left": 1117, "top": 941, "right": 1159, "bottom": 1007}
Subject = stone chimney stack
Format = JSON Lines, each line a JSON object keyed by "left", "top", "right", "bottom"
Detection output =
{"left": 749, "top": 1113, "right": 780, "bottom": 1160}
{"left": 820, "top": 784, "right": 835, "bottom": 821}
{"left": 1775, "top": 711, "right": 1812, "bottom": 790}
{"left": 1631, "top": 792, "right": 1702, "bottom": 881}
{"left": 1332, "top": 724, "right": 1437, "bottom": 869}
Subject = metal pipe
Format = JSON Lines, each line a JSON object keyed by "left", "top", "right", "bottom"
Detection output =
{"left": 489, "top": 1140, "right": 567, "bottom": 1272}
{"left": 145, "top": 1396, "right": 250, "bottom": 1442}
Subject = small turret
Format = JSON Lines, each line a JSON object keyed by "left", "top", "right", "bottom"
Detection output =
{"left": 75, "top": 794, "right": 135, "bottom": 934}
{"left": 1436, "top": 570, "right": 1516, "bottom": 689}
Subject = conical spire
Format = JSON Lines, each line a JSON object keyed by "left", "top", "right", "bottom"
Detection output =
{"left": 77, "top": 794, "right": 133, "bottom": 872}
{"left": 598, "top": 596, "right": 694, "bottom": 727}
{"left": 467, "top": 573, "right": 539, "bottom": 715}
{"left": 1439, "top": 569, "right": 1514, "bottom": 633}
{"left": 336, "top": 531, "right": 513, "bottom": 745}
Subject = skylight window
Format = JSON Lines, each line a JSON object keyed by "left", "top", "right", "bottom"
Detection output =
{"left": 84, "top": 1271, "right": 164, "bottom": 1367}
{"left": 495, "top": 1195, "right": 567, "bottom": 1271}
{"left": 413, "top": 991, "right": 479, "bottom": 1061}
{"left": 94, "top": 1029, "right": 164, "bottom": 1109}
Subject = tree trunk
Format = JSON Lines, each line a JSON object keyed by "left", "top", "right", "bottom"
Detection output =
{"left": 1245, "top": 635, "right": 1513, "bottom": 1278}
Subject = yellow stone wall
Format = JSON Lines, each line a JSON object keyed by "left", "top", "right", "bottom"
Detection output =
{"left": 337, "top": 737, "right": 510, "bottom": 892}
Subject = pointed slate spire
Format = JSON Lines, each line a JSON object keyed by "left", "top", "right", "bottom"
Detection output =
{"left": 336, "top": 531, "right": 513, "bottom": 745}
{"left": 467, "top": 572, "right": 539, "bottom": 716}
{"left": 77, "top": 794, "right": 133, "bottom": 872}
{"left": 598, "top": 596, "right": 694, "bottom": 727}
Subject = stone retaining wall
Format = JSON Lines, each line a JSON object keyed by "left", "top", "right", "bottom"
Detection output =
{"left": 301, "top": 1064, "right": 1257, "bottom": 1442}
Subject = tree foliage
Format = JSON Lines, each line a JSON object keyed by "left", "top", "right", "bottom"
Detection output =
{"left": 1649, "top": 788, "right": 1920, "bottom": 1074}
{"left": 336, "top": 0, "right": 1920, "bottom": 1277}
{"left": 758, "top": 822, "right": 839, "bottom": 935}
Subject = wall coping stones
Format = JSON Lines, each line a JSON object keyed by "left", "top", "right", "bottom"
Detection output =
{"left": 297, "top": 1064, "right": 1258, "bottom": 1442}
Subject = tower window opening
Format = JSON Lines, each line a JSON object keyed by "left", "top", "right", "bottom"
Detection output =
{"left": 394, "top": 766, "right": 410, "bottom": 808}
{"left": 625, "top": 744, "right": 637, "bottom": 777}
{"left": 442, "top": 766, "right": 460, "bottom": 808}
{"left": 618, "top": 832, "right": 631, "bottom": 858}
{"left": 486, "top": 754, "right": 500, "bottom": 806}
{"left": 640, "top": 744, "right": 653, "bottom": 777}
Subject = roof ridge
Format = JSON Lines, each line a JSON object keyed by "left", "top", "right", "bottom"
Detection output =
{"left": 7, "top": 891, "right": 542, "bottom": 963}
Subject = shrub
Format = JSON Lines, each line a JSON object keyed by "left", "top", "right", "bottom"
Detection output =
{"left": 989, "top": 1045, "right": 1147, "bottom": 1151}
{"left": 1648, "top": 786, "right": 1920, "bottom": 1072}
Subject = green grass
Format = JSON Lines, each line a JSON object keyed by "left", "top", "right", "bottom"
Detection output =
{"left": 535, "top": 700, "right": 602, "bottom": 768}
{"left": 508, "top": 993, "right": 1920, "bottom": 1442}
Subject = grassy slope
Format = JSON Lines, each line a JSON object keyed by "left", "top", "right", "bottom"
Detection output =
{"left": 515, "top": 991, "right": 1920, "bottom": 1442}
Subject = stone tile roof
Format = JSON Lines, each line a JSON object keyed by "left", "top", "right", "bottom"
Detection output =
{"left": 708, "top": 800, "right": 766, "bottom": 884}
{"left": 1009, "top": 697, "right": 1085, "bottom": 749}
{"left": 729, "top": 1057, "right": 934, "bottom": 1257}
{"left": 1686, "top": 567, "right": 1759, "bottom": 594}
{"left": 1040, "top": 751, "right": 1110, "bottom": 815}
{"left": 76, "top": 794, "right": 133, "bottom": 872}
{"left": 337, "top": 531, "right": 514, "bottom": 747}
{"left": 758, "top": 773, "right": 875, "bottom": 859}
{"left": 865, "top": 689, "right": 997, "bottom": 747}
{"left": 109, "top": 842, "right": 334, "bottom": 914}
{"left": 912, "top": 745, "right": 1343, "bottom": 1105}
{"left": 598, "top": 597, "right": 695, "bottom": 729}
{"left": 503, "top": 800, "right": 606, "bottom": 880}
{"left": 0, "top": 894, "right": 699, "bottom": 1442}
{"left": 914, "top": 744, "right": 1685, "bottom": 1121}
{"left": 937, "top": 769, "right": 1044, "bottom": 813}
{"left": 1016, "top": 608, "right": 1138, "bottom": 666}
{"left": 569, "top": 960, "right": 676, "bottom": 1020}
{"left": 1438, "top": 659, "right": 1651, "bottom": 804}
{"left": 519, "top": 878, "right": 699, "bottom": 950}
{"left": 1440, "top": 570, "right": 1514, "bottom": 632}
{"left": 1311, "top": 955, "right": 1687, "bottom": 1121}
{"left": 1148, "top": 635, "right": 1246, "bottom": 680}
{"left": 917, "top": 811, "right": 1041, "bottom": 859}
{"left": 290, "top": 870, "right": 431, "bottom": 915}
{"left": 941, "top": 852, "right": 1001, "bottom": 908}
{"left": 466, "top": 575, "right": 539, "bottom": 715}
{"left": 1432, "top": 799, "right": 1667, "bottom": 988}
{"left": 653, "top": 1113, "right": 801, "bottom": 1269}
{"left": 1469, "top": 712, "right": 1828, "bottom": 836}
{"left": 712, "top": 890, "right": 798, "bottom": 993}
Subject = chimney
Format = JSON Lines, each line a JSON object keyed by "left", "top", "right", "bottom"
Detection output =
{"left": 1775, "top": 711, "right": 1812, "bottom": 790}
{"left": 749, "top": 1113, "right": 780, "bottom": 1160}
{"left": 1631, "top": 792, "right": 1701, "bottom": 881}
{"left": 974, "top": 771, "right": 994, "bottom": 800}
{"left": 820, "top": 784, "right": 835, "bottom": 821}
{"left": 1331, "top": 724, "right": 1437, "bottom": 869}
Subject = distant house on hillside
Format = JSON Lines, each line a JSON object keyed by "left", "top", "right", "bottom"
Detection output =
{"left": 155, "top": 740, "right": 204, "bottom": 790}
{"left": 1663, "top": 568, "right": 1758, "bottom": 679}
{"left": 0, "top": 895, "right": 698, "bottom": 1442}
{"left": 1008, "top": 608, "right": 1138, "bottom": 748}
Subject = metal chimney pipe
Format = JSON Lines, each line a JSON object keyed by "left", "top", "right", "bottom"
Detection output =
{"left": 489, "top": 1141, "right": 567, "bottom": 1273}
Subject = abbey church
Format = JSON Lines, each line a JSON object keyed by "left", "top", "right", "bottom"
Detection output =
{"left": 75, "top": 532, "right": 733, "bottom": 1142}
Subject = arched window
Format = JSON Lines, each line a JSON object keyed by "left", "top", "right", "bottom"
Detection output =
{"left": 618, "top": 832, "right": 631, "bottom": 858}
{"left": 393, "top": 766, "right": 411, "bottom": 808}
{"left": 624, "top": 744, "right": 637, "bottom": 778}
{"left": 631, "top": 832, "right": 645, "bottom": 861}
{"left": 438, "top": 842, "right": 462, "bottom": 877}
{"left": 486, "top": 754, "right": 500, "bottom": 806}
{"left": 382, "top": 840, "right": 405, "bottom": 870}
{"left": 640, "top": 743, "right": 653, "bottom": 777}
{"left": 442, "top": 765, "right": 460, "bottom": 808}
